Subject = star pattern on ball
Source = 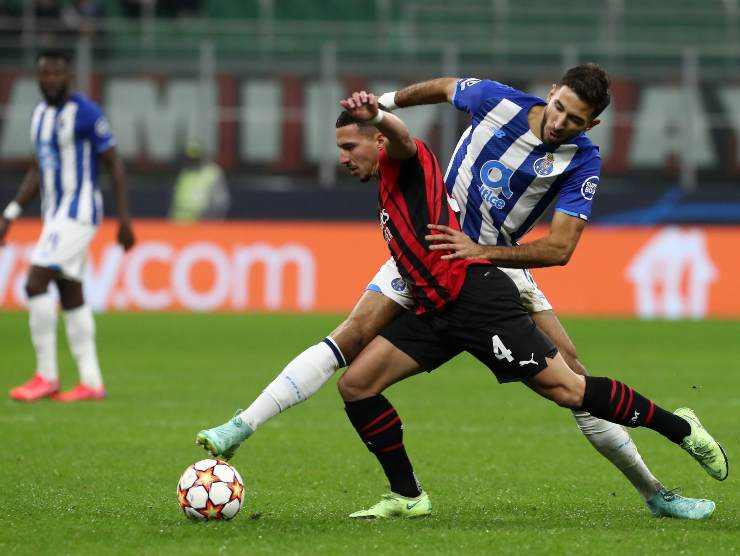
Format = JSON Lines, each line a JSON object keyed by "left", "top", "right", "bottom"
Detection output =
{"left": 229, "top": 479, "right": 243, "bottom": 500}
{"left": 179, "top": 460, "right": 245, "bottom": 521}
{"left": 198, "top": 500, "right": 223, "bottom": 520}
{"left": 195, "top": 469, "right": 217, "bottom": 489}
{"left": 177, "top": 488, "right": 189, "bottom": 508}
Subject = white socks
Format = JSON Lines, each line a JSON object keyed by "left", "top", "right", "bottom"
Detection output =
{"left": 28, "top": 294, "right": 58, "bottom": 381}
{"left": 63, "top": 305, "right": 104, "bottom": 389}
{"left": 238, "top": 338, "right": 344, "bottom": 431}
{"left": 573, "top": 411, "right": 661, "bottom": 500}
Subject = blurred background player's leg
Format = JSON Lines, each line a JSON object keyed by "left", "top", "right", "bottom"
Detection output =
{"left": 9, "top": 266, "right": 59, "bottom": 401}
{"left": 52, "top": 278, "right": 105, "bottom": 401}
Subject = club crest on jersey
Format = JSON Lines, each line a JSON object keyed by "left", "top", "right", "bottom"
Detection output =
{"left": 478, "top": 160, "right": 514, "bottom": 210}
{"left": 391, "top": 278, "right": 407, "bottom": 292}
{"left": 533, "top": 152, "right": 555, "bottom": 176}
{"left": 581, "top": 175, "right": 599, "bottom": 201}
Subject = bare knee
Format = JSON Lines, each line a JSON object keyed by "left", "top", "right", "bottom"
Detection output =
{"left": 550, "top": 385, "right": 584, "bottom": 409}
{"left": 337, "top": 371, "right": 377, "bottom": 402}
{"left": 528, "top": 368, "right": 586, "bottom": 409}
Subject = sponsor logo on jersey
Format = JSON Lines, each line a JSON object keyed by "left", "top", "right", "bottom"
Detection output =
{"left": 37, "top": 142, "right": 58, "bottom": 171}
{"left": 533, "top": 152, "right": 555, "bottom": 176}
{"left": 379, "top": 207, "right": 393, "bottom": 243}
{"left": 581, "top": 175, "right": 599, "bottom": 200}
{"left": 391, "top": 277, "right": 407, "bottom": 292}
{"left": 479, "top": 160, "right": 514, "bottom": 210}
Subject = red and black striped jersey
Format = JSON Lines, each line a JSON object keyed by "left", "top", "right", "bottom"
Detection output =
{"left": 378, "top": 138, "right": 489, "bottom": 314}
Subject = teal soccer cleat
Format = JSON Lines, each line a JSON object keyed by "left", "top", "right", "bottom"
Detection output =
{"left": 196, "top": 411, "right": 254, "bottom": 460}
{"left": 349, "top": 491, "right": 432, "bottom": 519}
{"left": 674, "top": 407, "right": 729, "bottom": 481}
{"left": 646, "top": 488, "right": 715, "bottom": 520}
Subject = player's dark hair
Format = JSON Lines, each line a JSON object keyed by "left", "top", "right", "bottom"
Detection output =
{"left": 557, "top": 63, "right": 611, "bottom": 118}
{"left": 36, "top": 49, "right": 72, "bottom": 66}
{"left": 335, "top": 104, "right": 389, "bottom": 133}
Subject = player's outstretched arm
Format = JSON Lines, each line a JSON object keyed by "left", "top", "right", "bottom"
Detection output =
{"left": 425, "top": 211, "right": 587, "bottom": 268}
{"left": 340, "top": 91, "right": 417, "bottom": 159}
{"left": 0, "top": 163, "right": 41, "bottom": 245}
{"left": 100, "top": 146, "right": 135, "bottom": 251}
{"left": 380, "top": 78, "right": 459, "bottom": 110}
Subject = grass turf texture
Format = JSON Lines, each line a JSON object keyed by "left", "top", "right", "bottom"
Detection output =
{"left": 1, "top": 312, "right": 738, "bottom": 555}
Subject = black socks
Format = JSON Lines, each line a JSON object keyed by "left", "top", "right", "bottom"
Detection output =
{"left": 345, "top": 395, "right": 421, "bottom": 498}
{"left": 583, "top": 377, "right": 691, "bottom": 444}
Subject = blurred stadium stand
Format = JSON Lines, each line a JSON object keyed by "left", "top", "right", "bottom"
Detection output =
{"left": 1, "top": 0, "right": 739, "bottom": 223}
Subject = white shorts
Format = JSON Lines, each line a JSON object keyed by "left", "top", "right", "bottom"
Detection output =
{"left": 30, "top": 217, "right": 97, "bottom": 281}
{"left": 366, "top": 257, "right": 552, "bottom": 314}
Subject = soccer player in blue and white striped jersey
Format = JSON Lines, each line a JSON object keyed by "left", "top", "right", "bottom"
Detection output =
{"left": 1, "top": 50, "right": 135, "bottom": 402}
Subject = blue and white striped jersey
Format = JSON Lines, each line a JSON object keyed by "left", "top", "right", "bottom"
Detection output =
{"left": 30, "top": 93, "right": 116, "bottom": 225}
{"left": 445, "top": 78, "right": 601, "bottom": 246}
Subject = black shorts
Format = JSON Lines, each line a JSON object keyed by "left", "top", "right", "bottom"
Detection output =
{"left": 379, "top": 265, "right": 558, "bottom": 383}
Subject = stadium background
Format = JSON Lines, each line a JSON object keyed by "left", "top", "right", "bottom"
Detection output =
{"left": 1, "top": 0, "right": 739, "bottom": 318}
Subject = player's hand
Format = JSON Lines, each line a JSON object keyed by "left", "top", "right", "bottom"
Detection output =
{"left": 0, "top": 217, "right": 10, "bottom": 246}
{"left": 117, "top": 220, "right": 135, "bottom": 251}
{"left": 425, "top": 224, "right": 486, "bottom": 260}
{"left": 340, "top": 91, "right": 379, "bottom": 122}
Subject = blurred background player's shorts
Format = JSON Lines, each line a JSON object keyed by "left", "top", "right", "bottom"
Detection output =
{"left": 30, "top": 218, "right": 97, "bottom": 281}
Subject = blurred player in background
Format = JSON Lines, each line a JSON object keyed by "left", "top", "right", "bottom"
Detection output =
{"left": 333, "top": 90, "right": 726, "bottom": 518}
{"left": 197, "top": 65, "right": 714, "bottom": 519}
{"left": 169, "top": 141, "right": 230, "bottom": 222}
{"left": 0, "top": 50, "right": 135, "bottom": 402}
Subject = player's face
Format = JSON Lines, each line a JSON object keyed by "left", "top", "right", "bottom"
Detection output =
{"left": 37, "top": 57, "right": 71, "bottom": 106}
{"left": 541, "top": 85, "right": 599, "bottom": 145}
{"left": 336, "top": 125, "right": 382, "bottom": 182}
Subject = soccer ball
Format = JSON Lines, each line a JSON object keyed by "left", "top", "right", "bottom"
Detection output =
{"left": 177, "top": 459, "right": 245, "bottom": 521}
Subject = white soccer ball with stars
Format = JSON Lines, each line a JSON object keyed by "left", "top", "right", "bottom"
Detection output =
{"left": 177, "top": 459, "right": 245, "bottom": 521}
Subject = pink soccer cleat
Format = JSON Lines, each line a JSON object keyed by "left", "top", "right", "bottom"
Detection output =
{"left": 9, "top": 373, "right": 60, "bottom": 401}
{"left": 51, "top": 384, "right": 106, "bottom": 402}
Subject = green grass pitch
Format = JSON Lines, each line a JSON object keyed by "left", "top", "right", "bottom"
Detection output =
{"left": 1, "top": 312, "right": 738, "bottom": 555}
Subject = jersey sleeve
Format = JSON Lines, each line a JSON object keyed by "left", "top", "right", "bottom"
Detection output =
{"left": 554, "top": 149, "right": 601, "bottom": 221}
{"left": 81, "top": 102, "right": 116, "bottom": 153}
{"left": 451, "top": 78, "right": 517, "bottom": 118}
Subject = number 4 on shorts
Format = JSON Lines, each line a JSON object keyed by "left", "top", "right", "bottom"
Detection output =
{"left": 491, "top": 335, "right": 513, "bottom": 362}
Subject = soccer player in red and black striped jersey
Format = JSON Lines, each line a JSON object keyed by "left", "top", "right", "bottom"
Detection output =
{"left": 335, "top": 91, "right": 727, "bottom": 519}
